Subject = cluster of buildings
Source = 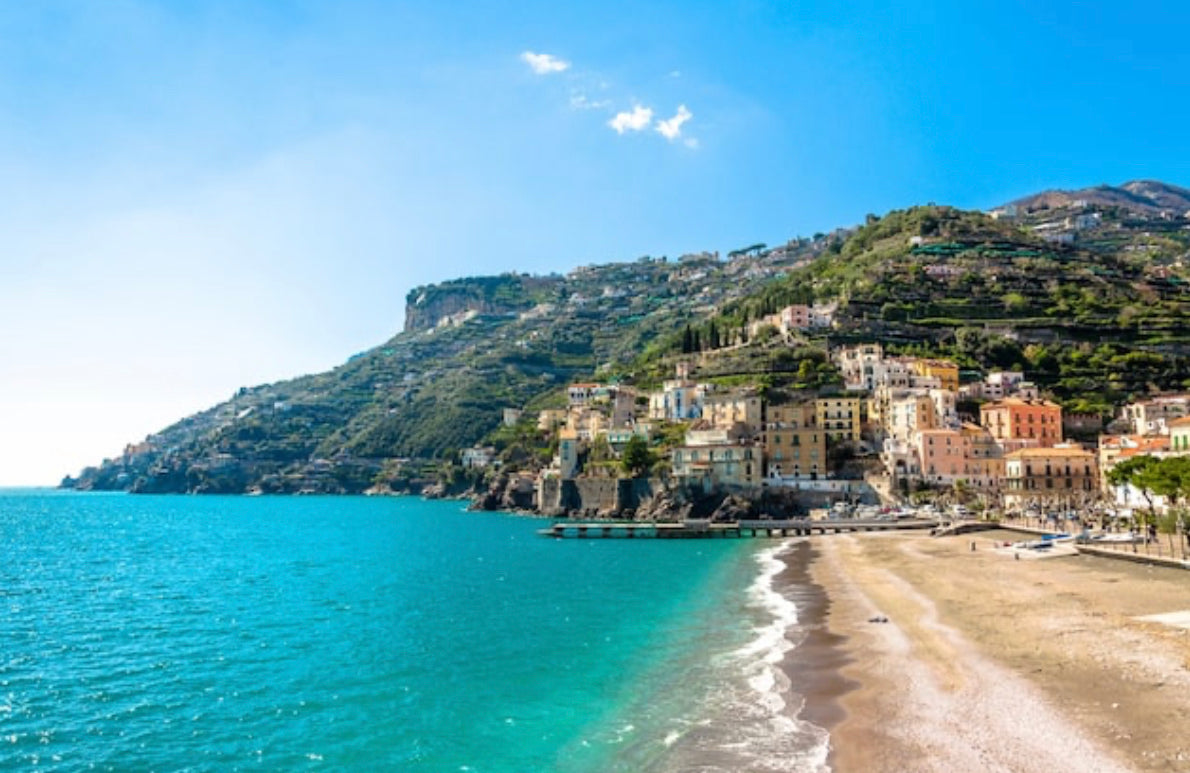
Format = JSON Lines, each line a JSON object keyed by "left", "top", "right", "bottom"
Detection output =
{"left": 474, "top": 338, "right": 1190, "bottom": 519}
{"left": 1098, "top": 395, "right": 1190, "bottom": 515}
{"left": 831, "top": 343, "right": 1096, "bottom": 510}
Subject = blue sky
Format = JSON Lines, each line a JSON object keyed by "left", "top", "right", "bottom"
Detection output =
{"left": 2, "top": 1, "right": 1189, "bottom": 484}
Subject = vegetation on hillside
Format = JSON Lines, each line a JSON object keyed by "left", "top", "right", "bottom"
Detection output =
{"left": 67, "top": 186, "right": 1190, "bottom": 494}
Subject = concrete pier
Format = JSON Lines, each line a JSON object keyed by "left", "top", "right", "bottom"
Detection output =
{"left": 539, "top": 518, "right": 938, "bottom": 539}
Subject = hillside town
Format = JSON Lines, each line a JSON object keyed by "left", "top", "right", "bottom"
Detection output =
{"left": 464, "top": 322, "right": 1189, "bottom": 524}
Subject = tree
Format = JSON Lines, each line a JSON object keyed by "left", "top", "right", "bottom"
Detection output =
{"left": 1145, "top": 456, "right": 1190, "bottom": 556}
{"left": 621, "top": 435, "right": 656, "bottom": 478}
{"left": 1106, "top": 454, "right": 1159, "bottom": 527}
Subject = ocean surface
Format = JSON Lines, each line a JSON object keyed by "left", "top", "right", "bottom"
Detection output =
{"left": 0, "top": 490, "right": 828, "bottom": 772}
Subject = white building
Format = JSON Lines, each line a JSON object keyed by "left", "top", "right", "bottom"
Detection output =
{"left": 461, "top": 446, "right": 498, "bottom": 469}
{"left": 1123, "top": 395, "right": 1190, "bottom": 436}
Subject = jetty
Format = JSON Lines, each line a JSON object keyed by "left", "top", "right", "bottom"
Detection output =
{"left": 539, "top": 518, "right": 938, "bottom": 539}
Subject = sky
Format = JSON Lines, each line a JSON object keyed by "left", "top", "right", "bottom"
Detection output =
{"left": 2, "top": 0, "right": 1189, "bottom": 485}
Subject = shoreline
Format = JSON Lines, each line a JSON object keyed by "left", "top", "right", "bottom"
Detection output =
{"left": 774, "top": 540, "right": 856, "bottom": 770}
{"left": 804, "top": 530, "right": 1190, "bottom": 772}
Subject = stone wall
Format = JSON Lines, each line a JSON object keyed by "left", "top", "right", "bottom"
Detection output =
{"left": 538, "top": 477, "right": 664, "bottom": 517}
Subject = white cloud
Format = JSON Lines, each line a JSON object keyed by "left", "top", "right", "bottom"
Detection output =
{"left": 570, "top": 93, "right": 611, "bottom": 111}
{"left": 684, "top": 137, "right": 699, "bottom": 149}
{"left": 520, "top": 51, "right": 570, "bottom": 75}
{"left": 655, "top": 105, "right": 692, "bottom": 141}
{"left": 608, "top": 105, "right": 654, "bottom": 134}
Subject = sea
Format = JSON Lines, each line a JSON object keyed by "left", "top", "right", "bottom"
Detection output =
{"left": 0, "top": 490, "right": 831, "bottom": 772}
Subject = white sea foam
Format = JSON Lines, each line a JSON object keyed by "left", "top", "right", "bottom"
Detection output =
{"left": 706, "top": 539, "right": 831, "bottom": 772}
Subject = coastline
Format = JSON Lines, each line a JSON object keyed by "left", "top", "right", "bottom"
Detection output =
{"left": 806, "top": 530, "right": 1190, "bottom": 772}
{"left": 775, "top": 542, "right": 857, "bottom": 747}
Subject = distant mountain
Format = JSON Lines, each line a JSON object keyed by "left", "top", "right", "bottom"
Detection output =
{"left": 66, "top": 182, "right": 1190, "bottom": 495}
{"left": 1005, "top": 180, "right": 1190, "bottom": 216}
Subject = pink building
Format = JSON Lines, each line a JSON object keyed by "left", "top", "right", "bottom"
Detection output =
{"left": 779, "top": 305, "right": 812, "bottom": 331}
{"left": 914, "top": 429, "right": 966, "bottom": 484}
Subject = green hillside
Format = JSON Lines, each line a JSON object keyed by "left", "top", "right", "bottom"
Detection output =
{"left": 68, "top": 184, "right": 1190, "bottom": 494}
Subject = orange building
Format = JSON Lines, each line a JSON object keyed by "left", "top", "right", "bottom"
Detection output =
{"left": 980, "top": 398, "right": 1063, "bottom": 448}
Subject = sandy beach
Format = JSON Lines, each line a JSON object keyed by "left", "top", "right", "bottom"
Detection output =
{"left": 802, "top": 531, "right": 1190, "bottom": 773}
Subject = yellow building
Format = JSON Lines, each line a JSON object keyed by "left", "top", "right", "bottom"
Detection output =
{"left": 910, "top": 358, "right": 960, "bottom": 392}
{"left": 816, "top": 396, "right": 862, "bottom": 442}
{"left": 763, "top": 401, "right": 825, "bottom": 479}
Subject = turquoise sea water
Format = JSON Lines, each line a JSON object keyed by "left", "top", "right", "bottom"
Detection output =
{"left": 0, "top": 491, "right": 827, "bottom": 772}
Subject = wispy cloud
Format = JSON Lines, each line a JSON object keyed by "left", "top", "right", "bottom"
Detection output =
{"left": 655, "top": 105, "right": 692, "bottom": 141}
{"left": 520, "top": 51, "right": 570, "bottom": 75}
{"left": 608, "top": 105, "right": 654, "bottom": 134}
{"left": 520, "top": 53, "right": 698, "bottom": 147}
{"left": 570, "top": 92, "right": 611, "bottom": 111}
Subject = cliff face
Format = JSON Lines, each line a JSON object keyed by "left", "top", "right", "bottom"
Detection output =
{"left": 403, "top": 274, "right": 563, "bottom": 332}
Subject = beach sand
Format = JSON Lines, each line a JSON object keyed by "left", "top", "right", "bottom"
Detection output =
{"left": 803, "top": 531, "right": 1190, "bottom": 773}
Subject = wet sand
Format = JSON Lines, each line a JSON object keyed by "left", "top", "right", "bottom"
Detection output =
{"left": 776, "top": 541, "right": 857, "bottom": 737}
{"left": 802, "top": 531, "right": 1190, "bottom": 772}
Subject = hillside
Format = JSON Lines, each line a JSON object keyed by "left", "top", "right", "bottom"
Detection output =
{"left": 667, "top": 203, "right": 1190, "bottom": 408}
{"left": 66, "top": 241, "right": 831, "bottom": 493}
{"left": 67, "top": 183, "right": 1190, "bottom": 494}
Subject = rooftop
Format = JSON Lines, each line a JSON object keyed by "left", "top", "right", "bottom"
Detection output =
{"left": 1006, "top": 446, "right": 1094, "bottom": 459}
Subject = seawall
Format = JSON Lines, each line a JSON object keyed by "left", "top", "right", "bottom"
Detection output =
{"left": 538, "top": 478, "right": 664, "bottom": 518}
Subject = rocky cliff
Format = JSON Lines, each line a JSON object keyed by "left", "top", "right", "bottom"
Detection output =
{"left": 403, "top": 274, "right": 563, "bottom": 332}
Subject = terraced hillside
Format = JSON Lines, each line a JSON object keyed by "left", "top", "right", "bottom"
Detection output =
{"left": 68, "top": 183, "right": 1190, "bottom": 493}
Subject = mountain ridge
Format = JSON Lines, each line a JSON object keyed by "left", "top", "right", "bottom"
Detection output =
{"left": 1004, "top": 179, "right": 1190, "bottom": 216}
{"left": 65, "top": 181, "right": 1190, "bottom": 494}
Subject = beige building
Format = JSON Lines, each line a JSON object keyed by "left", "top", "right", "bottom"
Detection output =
{"left": 835, "top": 342, "right": 885, "bottom": 391}
{"left": 816, "top": 396, "right": 862, "bottom": 442}
{"left": 960, "top": 423, "right": 1005, "bottom": 491}
{"left": 702, "top": 392, "right": 763, "bottom": 434}
{"left": 1171, "top": 417, "right": 1190, "bottom": 453}
{"left": 1003, "top": 446, "right": 1097, "bottom": 509}
{"left": 537, "top": 409, "right": 568, "bottom": 432}
{"left": 671, "top": 442, "right": 763, "bottom": 488}
{"left": 762, "top": 401, "right": 825, "bottom": 480}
